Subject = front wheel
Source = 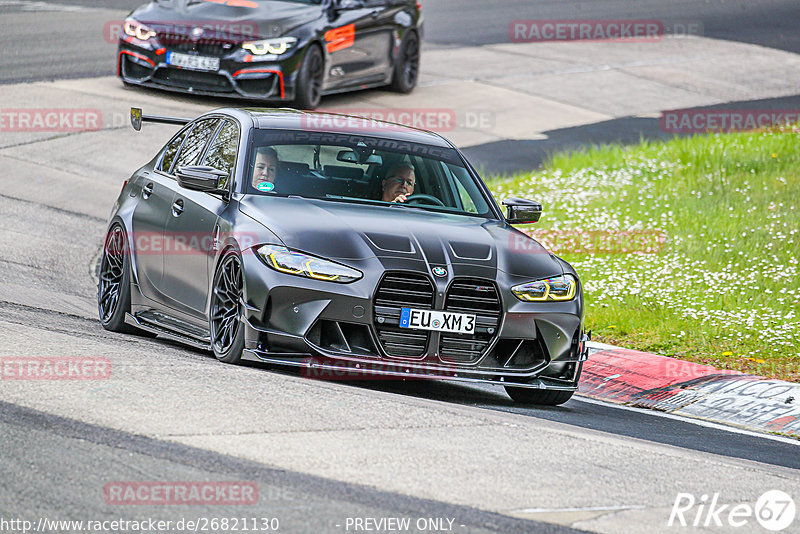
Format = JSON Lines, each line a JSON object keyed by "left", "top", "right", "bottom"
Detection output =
{"left": 293, "top": 45, "right": 324, "bottom": 110}
{"left": 389, "top": 32, "right": 420, "bottom": 93}
{"left": 210, "top": 250, "right": 245, "bottom": 364}
{"left": 504, "top": 387, "right": 574, "bottom": 406}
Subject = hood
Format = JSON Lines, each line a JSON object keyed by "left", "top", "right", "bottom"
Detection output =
{"left": 238, "top": 196, "right": 564, "bottom": 281}
{"left": 133, "top": 0, "right": 323, "bottom": 39}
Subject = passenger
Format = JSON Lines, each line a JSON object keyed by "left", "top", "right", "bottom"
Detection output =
{"left": 380, "top": 164, "right": 416, "bottom": 203}
{"left": 252, "top": 146, "right": 279, "bottom": 189}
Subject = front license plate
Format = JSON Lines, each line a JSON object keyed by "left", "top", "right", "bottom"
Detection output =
{"left": 399, "top": 308, "right": 476, "bottom": 334}
{"left": 166, "top": 52, "right": 220, "bottom": 72}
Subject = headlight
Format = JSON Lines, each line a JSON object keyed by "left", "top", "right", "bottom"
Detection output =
{"left": 242, "top": 37, "right": 297, "bottom": 56}
{"left": 257, "top": 245, "right": 362, "bottom": 283}
{"left": 512, "top": 274, "right": 577, "bottom": 302}
{"left": 124, "top": 19, "right": 157, "bottom": 41}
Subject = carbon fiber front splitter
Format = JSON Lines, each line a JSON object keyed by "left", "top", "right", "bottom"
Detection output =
{"left": 241, "top": 349, "right": 585, "bottom": 391}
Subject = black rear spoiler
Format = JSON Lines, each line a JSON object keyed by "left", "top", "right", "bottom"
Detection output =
{"left": 130, "top": 107, "right": 190, "bottom": 131}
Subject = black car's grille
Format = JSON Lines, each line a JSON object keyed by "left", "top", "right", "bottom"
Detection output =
{"left": 374, "top": 272, "right": 434, "bottom": 358}
{"left": 166, "top": 41, "right": 231, "bottom": 57}
{"left": 152, "top": 68, "right": 233, "bottom": 92}
{"left": 158, "top": 30, "right": 241, "bottom": 57}
{"left": 439, "top": 279, "right": 501, "bottom": 363}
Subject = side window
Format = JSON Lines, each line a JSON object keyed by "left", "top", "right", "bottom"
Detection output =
{"left": 158, "top": 127, "right": 190, "bottom": 175}
{"left": 173, "top": 118, "right": 220, "bottom": 172}
{"left": 454, "top": 180, "right": 477, "bottom": 213}
{"left": 202, "top": 120, "right": 239, "bottom": 190}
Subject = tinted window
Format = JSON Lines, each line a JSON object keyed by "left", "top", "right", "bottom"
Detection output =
{"left": 173, "top": 118, "right": 220, "bottom": 172}
{"left": 202, "top": 120, "right": 239, "bottom": 190}
{"left": 158, "top": 127, "right": 189, "bottom": 174}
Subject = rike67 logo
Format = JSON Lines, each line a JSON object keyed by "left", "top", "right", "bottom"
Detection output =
{"left": 669, "top": 490, "right": 796, "bottom": 531}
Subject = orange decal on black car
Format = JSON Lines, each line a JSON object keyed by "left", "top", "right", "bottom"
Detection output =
{"left": 325, "top": 24, "right": 355, "bottom": 53}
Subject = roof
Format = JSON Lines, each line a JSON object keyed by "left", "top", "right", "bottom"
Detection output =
{"left": 229, "top": 108, "right": 454, "bottom": 148}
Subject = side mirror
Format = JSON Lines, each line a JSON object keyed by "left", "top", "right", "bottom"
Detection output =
{"left": 502, "top": 197, "right": 542, "bottom": 224}
{"left": 176, "top": 166, "right": 229, "bottom": 194}
{"left": 329, "top": 0, "right": 364, "bottom": 16}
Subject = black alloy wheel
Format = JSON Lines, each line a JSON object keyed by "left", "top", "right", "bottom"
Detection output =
{"left": 210, "top": 251, "right": 245, "bottom": 363}
{"left": 390, "top": 32, "right": 420, "bottom": 93}
{"left": 294, "top": 45, "right": 324, "bottom": 109}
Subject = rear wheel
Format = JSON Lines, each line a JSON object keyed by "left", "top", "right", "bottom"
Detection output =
{"left": 293, "top": 45, "right": 324, "bottom": 110}
{"left": 389, "top": 31, "right": 420, "bottom": 93}
{"left": 98, "top": 224, "right": 137, "bottom": 333}
{"left": 210, "top": 250, "right": 245, "bottom": 364}
{"left": 504, "top": 386, "right": 574, "bottom": 406}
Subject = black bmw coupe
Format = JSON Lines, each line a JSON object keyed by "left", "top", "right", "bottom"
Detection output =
{"left": 98, "top": 107, "right": 589, "bottom": 405}
{"left": 117, "top": 0, "right": 422, "bottom": 109}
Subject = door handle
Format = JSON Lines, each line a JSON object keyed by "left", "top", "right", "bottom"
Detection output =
{"left": 171, "top": 198, "right": 184, "bottom": 217}
{"left": 142, "top": 182, "right": 154, "bottom": 199}
{"left": 370, "top": 9, "right": 380, "bottom": 17}
{"left": 211, "top": 225, "right": 221, "bottom": 252}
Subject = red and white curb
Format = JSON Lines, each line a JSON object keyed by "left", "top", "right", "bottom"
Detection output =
{"left": 579, "top": 342, "right": 800, "bottom": 439}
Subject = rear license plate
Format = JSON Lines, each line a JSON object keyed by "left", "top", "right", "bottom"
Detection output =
{"left": 399, "top": 308, "right": 476, "bottom": 334}
{"left": 166, "top": 52, "right": 220, "bottom": 72}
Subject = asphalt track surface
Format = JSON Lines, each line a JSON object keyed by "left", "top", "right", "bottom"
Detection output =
{"left": 1, "top": 1, "right": 800, "bottom": 532}
{"left": 2, "top": 0, "right": 800, "bottom": 84}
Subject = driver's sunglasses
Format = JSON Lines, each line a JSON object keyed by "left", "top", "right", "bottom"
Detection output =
{"left": 390, "top": 177, "right": 415, "bottom": 188}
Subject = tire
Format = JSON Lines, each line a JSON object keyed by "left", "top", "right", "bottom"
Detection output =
{"left": 389, "top": 31, "right": 420, "bottom": 93}
{"left": 293, "top": 44, "right": 324, "bottom": 110}
{"left": 504, "top": 386, "right": 574, "bottom": 406}
{"left": 210, "top": 249, "right": 245, "bottom": 364}
{"left": 97, "top": 224, "right": 138, "bottom": 334}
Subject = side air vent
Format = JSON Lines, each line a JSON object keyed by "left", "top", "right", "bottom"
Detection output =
{"left": 373, "top": 272, "right": 434, "bottom": 358}
{"left": 439, "top": 279, "right": 501, "bottom": 363}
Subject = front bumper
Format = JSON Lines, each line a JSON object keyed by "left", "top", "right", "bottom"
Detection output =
{"left": 239, "top": 252, "right": 589, "bottom": 390}
{"left": 117, "top": 41, "right": 302, "bottom": 101}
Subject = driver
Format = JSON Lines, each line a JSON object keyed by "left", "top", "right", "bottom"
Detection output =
{"left": 252, "top": 146, "right": 279, "bottom": 189}
{"left": 381, "top": 164, "right": 416, "bottom": 203}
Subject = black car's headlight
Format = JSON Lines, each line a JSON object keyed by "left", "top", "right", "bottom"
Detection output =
{"left": 257, "top": 245, "right": 362, "bottom": 283}
{"left": 512, "top": 274, "right": 577, "bottom": 302}
{"left": 242, "top": 37, "right": 297, "bottom": 56}
{"left": 124, "top": 19, "right": 157, "bottom": 41}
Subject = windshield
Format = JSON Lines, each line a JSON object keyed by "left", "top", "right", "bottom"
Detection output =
{"left": 245, "top": 130, "right": 494, "bottom": 217}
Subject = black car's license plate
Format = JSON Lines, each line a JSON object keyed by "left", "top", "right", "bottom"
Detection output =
{"left": 399, "top": 307, "right": 476, "bottom": 334}
{"left": 166, "top": 52, "right": 220, "bottom": 72}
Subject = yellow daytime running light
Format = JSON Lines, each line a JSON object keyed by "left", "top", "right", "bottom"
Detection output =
{"left": 305, "top": 259, "right": 340, "bottom": 281}
{"left": 257, "top": 245, "right": 361, "bottom": 283}
{"left": 512, "top": 275, "right": 576, "bottom": 302}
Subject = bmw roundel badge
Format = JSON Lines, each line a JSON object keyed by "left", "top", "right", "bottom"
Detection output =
{"left": 432, "top": 267, "right": 447, "bottom": 277}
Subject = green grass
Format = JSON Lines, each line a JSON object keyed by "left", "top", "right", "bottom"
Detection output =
{"left": 489, "top": 128, "right": 800, "bottom": 381}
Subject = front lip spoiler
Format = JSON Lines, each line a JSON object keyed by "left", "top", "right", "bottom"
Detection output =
{"left": 241, "top": 349, "right": 579, "bottom": 391}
